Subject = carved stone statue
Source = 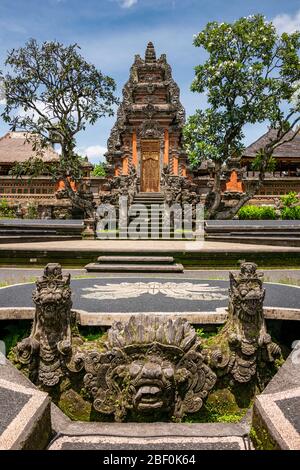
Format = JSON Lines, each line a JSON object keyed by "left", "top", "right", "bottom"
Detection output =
{"left": 14, "top": 263, "right": 84, "bottom": 387}
{"left": 13, "top": 262, "right": 282, "bottom": 422}
{"left": 204, "top": 262, "right": 281, "bottom": 385}
{"left": 83, "top": 315, "right": 216, "bottom": 422}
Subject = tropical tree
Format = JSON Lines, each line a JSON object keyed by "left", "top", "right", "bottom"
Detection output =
{"left": 91, "top": 162, "right": 106, "bottom": 177}
{"left": 1, "top": 39, "right": 118, "bottom": 218}
{"left": 184, "top": 14, "right": 300, "bottom": 219}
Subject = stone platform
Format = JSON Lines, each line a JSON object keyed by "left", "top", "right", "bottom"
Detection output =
{"left": 48, "top": 422, "right": 251, "bottom": 450}
{"left": 252, "top": 348, "right": 300, "bottom": 449}
{"left": 1, "top": 239, "right": 300, "bottom": 268}
{"left": 0, "top": 355, "right": 51, "bottom": 450}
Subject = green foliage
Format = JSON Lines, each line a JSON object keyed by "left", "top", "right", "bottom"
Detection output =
{"left": 250, "top": 426, "right": 277, "bottom": 450}
{"left": 196, "top": 327, "right": 219, "bottom": 340}
{"left": 281, "top": 206, "right": 300, "bottom": 219}
{"left": 184, "top": 14, "right": 300, "bottom": 219}
{"left": 1, "top": 322, "right": 31, "bottom": 355}
{"left": 185, "top": 15, "right": 300, "bottom": 167}
{"left": 251, "top": 152, "right": 277, "bottom": 172}
{"left": 92, "top": 162, "right": 106, "bottom": 177}
{"left": 281, "top": 191, "right": 299, "bottom": 207}
{"left": 9, "top": 157, "right": 50, "bottom": 180}
{"left": 238, "top": 205, "right": 276, "bottom": 220}
{"left": 184, "top": 388, "right": 248, "bottom": 423}
{"left": 78, "top": 326, "right": 106, "bottom": 342}
{"left": 0, "top": 199, "right": 15, "bottom": 218}
{"left": 1, "top": 39, "right": 118, "bottom": 198}
{"left": 24, "top": 202, "right": 38, "bottom": 219}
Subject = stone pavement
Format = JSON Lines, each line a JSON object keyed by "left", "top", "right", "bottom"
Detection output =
{"left": 1, "top": 277, "right": 300, "bottom": 314}
{"left": 1, "top": 239, "right": 300, "bottom": 252}
{"left": 252, "top": 350, "right": 300, "bottom": 450}
{"left": 0, "top": 266, "right": 299, "bottom": 286}
{"left": 48, "top": 422, "right": 251, "bottom": 451}
{"left": 0, "top": 355, "right": 51, "bottom": 450}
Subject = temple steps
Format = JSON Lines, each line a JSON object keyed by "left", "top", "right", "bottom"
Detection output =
{"left": 0, "top": 235, "right": 82, "bottom": 243}
{"left": 205, "top": 220, "right": 300, "bottom": 247}
{"left": 85, "top": 255, "right": 184, "bottom": 273}
{"left": 206, "top": 235, "right": 300, "bottom": 247}
{"left": 0, "top": 219, "right": 83, "bottom": 243}
{"left": 128, "top": 193, "right": 194, "bottom": 240}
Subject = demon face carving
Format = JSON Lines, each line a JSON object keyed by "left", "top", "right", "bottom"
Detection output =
{"left": 83, "top": 315, "right": 216, "bottom": 422}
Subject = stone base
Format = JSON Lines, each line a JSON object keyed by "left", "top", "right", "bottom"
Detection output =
{"left": 82, "top": 219, "right": 95, "bottom": 239}
{"left": 0, "top": 356, "right": 51, "bottom": 450}
{"left": 252, "top": 352, "right": 300, "bottom": 450}
{"left": 85, "top": 254, "right": 184, "bottom": 272}
{"left": 48, "top": 422, "right": 251, "bottom": 450}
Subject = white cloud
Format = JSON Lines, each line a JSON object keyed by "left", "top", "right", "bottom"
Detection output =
{"left": 120, "top": 0, "right": 138, "bottom": 8}
{"left": 272, "top": 10, "right": 300, "bottom": 34}
{"left": 76, "top": 145, "right": 107, "bottom": 163}
{"left": 18, "top": 100, "right": 56, "bottom": 122}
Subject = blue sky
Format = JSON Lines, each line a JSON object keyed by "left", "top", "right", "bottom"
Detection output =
{"left": 0, "top": 0, "right": 300, "bottom": 163}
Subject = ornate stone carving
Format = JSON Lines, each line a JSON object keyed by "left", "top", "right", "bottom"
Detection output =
{"left": 104, "top": 42, "right": 190, "bottom": 203}
{"left": 137, "top": 119, "right": 164, "bottom": 140}
{"left": 98, "top": 164, "right": 137, "bottom": 208}
{"left": 14, "top": 263, "right": 84, "bottom": 386}
{"left": 83, "top": 315, "right": 216, "bottom": 422}
{"left": 204, "top": 263, "right": 281, "bottom": 385}
{"left": 13, "top": 263, "right": 283, "bottom": 422}
{"left": 160, "top": 165, "right": 200, "bottom": 228}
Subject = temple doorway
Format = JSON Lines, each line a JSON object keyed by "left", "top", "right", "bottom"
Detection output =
{"left": 140, "top": 140, "right": 160, "bottom": 192}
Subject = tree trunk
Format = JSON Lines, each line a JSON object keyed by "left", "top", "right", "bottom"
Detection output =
{"left": 205, "top": 152, "right": 270, "bottom": 220}
{"left": 59, "top": 148, "right": 96, "bottom": 220}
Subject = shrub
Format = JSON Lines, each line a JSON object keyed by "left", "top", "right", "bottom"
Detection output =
{"left": 281, "top": 206, "right": 300, "bottom": 220}
{"left": 281, "top": 191, "right": 299, "bottom": 208}
{"left": 238, "top": 205, "right": 276, "bottom": 220}
{"left": 0, "top": 199, "right": 15, "bottom": 218}
{"left": 92, "top": 163, "right": 106, "bottom": 177}
{"left": 25, "top": 203, "right": 39, "bottom": 219}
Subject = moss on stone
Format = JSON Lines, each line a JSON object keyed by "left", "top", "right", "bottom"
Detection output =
{"left": 58, "top": 389, "right": 92, "bottom": 422}
{"left": 184, "top": 387, "right": 249, "bottom": 423}
{"left": 250, "top": 426, "right": 277, "bottom": 450}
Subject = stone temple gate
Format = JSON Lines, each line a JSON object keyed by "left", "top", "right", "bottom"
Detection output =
{"left": 101, "top": 42, "right": 198, "bottom": 208}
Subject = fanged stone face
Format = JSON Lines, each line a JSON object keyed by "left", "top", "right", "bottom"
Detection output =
{"left": 40, "top": 303, "right": 60, "bottom": 325}
{"left": 237, "top": 283, "right": 265, "bottom": 316}
{"left": 128, "top": 357, "right": 175, "bottom": 413}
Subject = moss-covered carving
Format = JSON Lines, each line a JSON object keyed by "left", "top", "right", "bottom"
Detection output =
{"left": 12, "top": 261, "right": 283, "bottom": 423}
{"left": 202, "top": 262, "right": 282, "bottom": 389}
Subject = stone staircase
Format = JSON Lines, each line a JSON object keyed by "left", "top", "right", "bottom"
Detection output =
{"left": 127, "top": 192, "right": 195, "bottom": 240}
{"left": 85, "top": 255, "right": 184, "bottom": 273}
{"left": 205, "top": 220, "right": 300, "bottom": 247}
{"left": 127, "top": 192, "right": 166, "bottom": 239}
{"left": 0, "top": 219, "right": 83, "bottom": 243}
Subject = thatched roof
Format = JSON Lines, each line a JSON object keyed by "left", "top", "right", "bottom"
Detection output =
{"left": 243, "top": 128, "right": 300, "bottom": 159}
{"left": 0, "top": 132, "right": 60, "bottom": 164}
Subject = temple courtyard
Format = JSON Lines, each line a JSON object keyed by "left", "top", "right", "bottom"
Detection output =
{"left": 0, "top": 258, "right": 300, "bottom": 452}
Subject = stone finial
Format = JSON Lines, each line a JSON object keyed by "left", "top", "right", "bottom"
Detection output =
{"left": 145, "top": 41, "right": 156, "bottom": 63}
